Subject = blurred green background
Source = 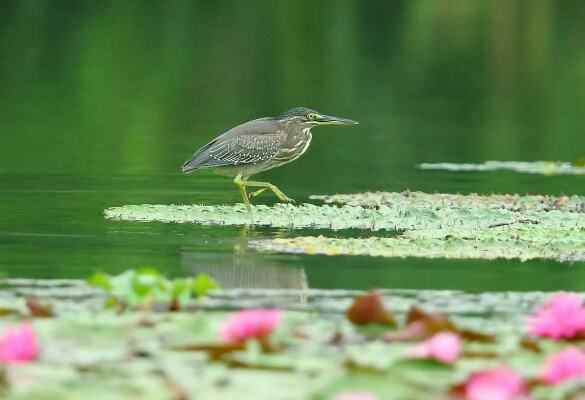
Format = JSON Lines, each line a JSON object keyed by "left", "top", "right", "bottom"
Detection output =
{"left": 0, "top": 0, "right": 584, "bottom": 291}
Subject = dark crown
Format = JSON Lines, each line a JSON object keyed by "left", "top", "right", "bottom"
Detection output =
{"left": 275, "top": 107, "right": 318, "bottom": 120}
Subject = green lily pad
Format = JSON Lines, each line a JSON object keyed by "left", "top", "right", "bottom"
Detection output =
{"left": 104, "top": 193, "right": 585, "bottom": 233}
{"left": 87, "top": 269, "right": 220, "bottom": 309}
{"left": 104, "top": 192, "right": 585, "bottom": 262}
{"left": 1, "top": 280, "right": 579, "bottom": 400}
{"left": 418, "top": 160, "right": 585, "bottom": 175}
{"left": 250, "top": 222, "right": 585, "bottom": 262}
{"left": 310, "top": 191, "right": 585, "bottom": 212}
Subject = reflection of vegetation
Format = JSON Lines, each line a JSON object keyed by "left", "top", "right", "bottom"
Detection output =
{"left": 0, "top": 1, "right": 584, "bottom": 192}
{"left": 182, "top": 248, "right": 309, "bottom": 290}
{"left": 419, "top": 161, "right": 585, "bottom": 175}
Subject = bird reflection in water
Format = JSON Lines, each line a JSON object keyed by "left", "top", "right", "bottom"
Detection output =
{"left": 181, "top": 227, "right": 308, "bottom": 295}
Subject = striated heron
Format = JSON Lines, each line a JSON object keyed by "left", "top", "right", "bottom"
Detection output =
{"left": 181, "top": 107, "right": 358, "bottom": 210}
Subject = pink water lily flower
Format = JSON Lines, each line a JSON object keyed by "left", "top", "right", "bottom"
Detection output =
{"left": 220, "top": 309, "right": 282, "bottom": 344}
{"left": 409, "top": 332, "right": 461, "bottom": 363}
{"left": 333, "top": 393, "right": 379, "bottom": 400}
{"left": 0, "top": 323, "right": 39, "bottom": 364}
{"left": 541, "top": 346, "right": 585, "bottom": 385}
{"left": 529, "top": 293, "right": 585, "bottom": 340}
{"left": 465, "top": 367, "right": 526, "bottom": 400}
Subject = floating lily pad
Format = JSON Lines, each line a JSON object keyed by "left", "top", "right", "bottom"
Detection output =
{"left": 0, "top": 283, "right": 578, "bottom": 400}
{"left": 105, "top": 203, "right": 396, "bottom": 230}
{"left": 104, "top": 194, "right": 585, "bottom": 233}
{"left": 250, "top": 223, "right": 585, "bottom": 262}
{"left": 310, "top": 191, "right": 585, "bottom": 212}
{"left": 275, "top": 192, "right": 585, "bottom": 261}
{"left": 105, "top": 192, "right": 585, "bottom": 261}
{"left": 418, "top": 161, "right": 585, "bottom": 175}
{"left": 87, "top": 268, "right": 219, "bottom": 310}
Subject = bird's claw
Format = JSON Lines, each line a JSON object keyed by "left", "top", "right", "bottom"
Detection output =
{"left": 278, "top": 195, "right": 295, "bottom": 203}
{"left": 249, "top": 188, "right": 267, "bottom": 198}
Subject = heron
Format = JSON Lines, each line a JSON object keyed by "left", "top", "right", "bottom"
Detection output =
{"left": 181, "top": 107, "right": 358, "bottom": 210}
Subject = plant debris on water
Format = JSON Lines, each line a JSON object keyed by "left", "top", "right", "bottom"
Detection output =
{"left": 2, "top": 276, "right": 585, "bottom": 399}
{"left": 418, "top": 160, "right": 585, "bottom": 175}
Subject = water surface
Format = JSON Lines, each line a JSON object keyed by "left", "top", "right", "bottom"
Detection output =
{"left": 1, "top": 1, "right": 584, "bottom": 291}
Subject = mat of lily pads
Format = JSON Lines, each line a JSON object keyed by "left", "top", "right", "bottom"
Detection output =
{"left": 105, "top": 192, "right": 585, "bottom": 262}
{"left": 104, "top": 192, "right": 585, "bottom": 231}
{"left": 418, "top": 160, "right": 585, "bottom": 175}
{"left": 250, "top": 227, "right": 585, "bottom": 262}
{"left": 0, "top": 279, "right": 583, "bottom": 400}
{"left": 310, "top": 191, "right": 585, "bottom": 212}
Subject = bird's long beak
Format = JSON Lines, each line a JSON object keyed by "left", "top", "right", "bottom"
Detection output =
{"left": 316, "top": 114, "right": 359, "bottom": 125}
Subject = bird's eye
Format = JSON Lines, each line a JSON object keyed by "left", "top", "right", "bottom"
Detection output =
{"left": 307, "top": 113, "right": 318, "bottom": 120}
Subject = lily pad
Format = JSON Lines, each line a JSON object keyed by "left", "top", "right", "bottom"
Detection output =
{"left": 2, "top": 282, "right": 578, "bottom": 400}
{"left": 104, "top": 193, "right": 585, "bottom": 232}
{"left": 310, "top": 191, "right": 585, "bottom": 212}
{"left": 105, "top": 192, "right": 585, "bottom": 262}
{"left": 418, "top": 160, "right": 585, "bottom": 175}
{"left": 250, "top": 224, "right": 585, "bottom": 262}
{"left": 276, "top": 192, "right": 585, "bottom": 261}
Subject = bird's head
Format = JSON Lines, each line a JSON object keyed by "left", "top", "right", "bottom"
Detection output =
{"left": 275, "top": 107, "right": 358, "bottom": 127}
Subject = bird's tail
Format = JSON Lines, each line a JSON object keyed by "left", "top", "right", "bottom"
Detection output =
{"left": 181, "top": 139, "right": 218, "bottom": 173}
{"left": 181, "top": 158, "right": 198, "bottom": 174}
{"left": 181, "top": 165, "right": 196, "bottom": 174}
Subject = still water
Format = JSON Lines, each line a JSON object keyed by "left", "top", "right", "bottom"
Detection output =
{"left": 1, "top": 1, "right": 584, "bottom": 291}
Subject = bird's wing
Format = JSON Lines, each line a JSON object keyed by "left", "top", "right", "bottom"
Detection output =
{"left": 182, "top": 128, "right": 285, "bottom": 171}
{"left": 207, "top": 132, "right": 285, "bottom": 166}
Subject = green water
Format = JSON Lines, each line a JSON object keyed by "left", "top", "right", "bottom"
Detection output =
{"left": 1, "top": 1, "right": 584, "bottom": 291}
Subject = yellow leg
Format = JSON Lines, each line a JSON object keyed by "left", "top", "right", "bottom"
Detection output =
{"left": 234, "top": 175, "right": 251, "bottom": 211}
{"left": 242, "top": 179, "right": 295, "bottom": 203}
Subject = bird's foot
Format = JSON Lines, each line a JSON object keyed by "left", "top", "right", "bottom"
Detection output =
{"left": 269, "top": 185, "right": 295, "bottom": 203}
{"left": 250, "top": 187, "right": 294, "bottom": 203}
{"left": 276, "top": 192, "right": 295, "bottom": 203}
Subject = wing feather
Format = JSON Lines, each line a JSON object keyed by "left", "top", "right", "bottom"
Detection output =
{"left": 182, "top": 127, "right": 285, "bottom": 172}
